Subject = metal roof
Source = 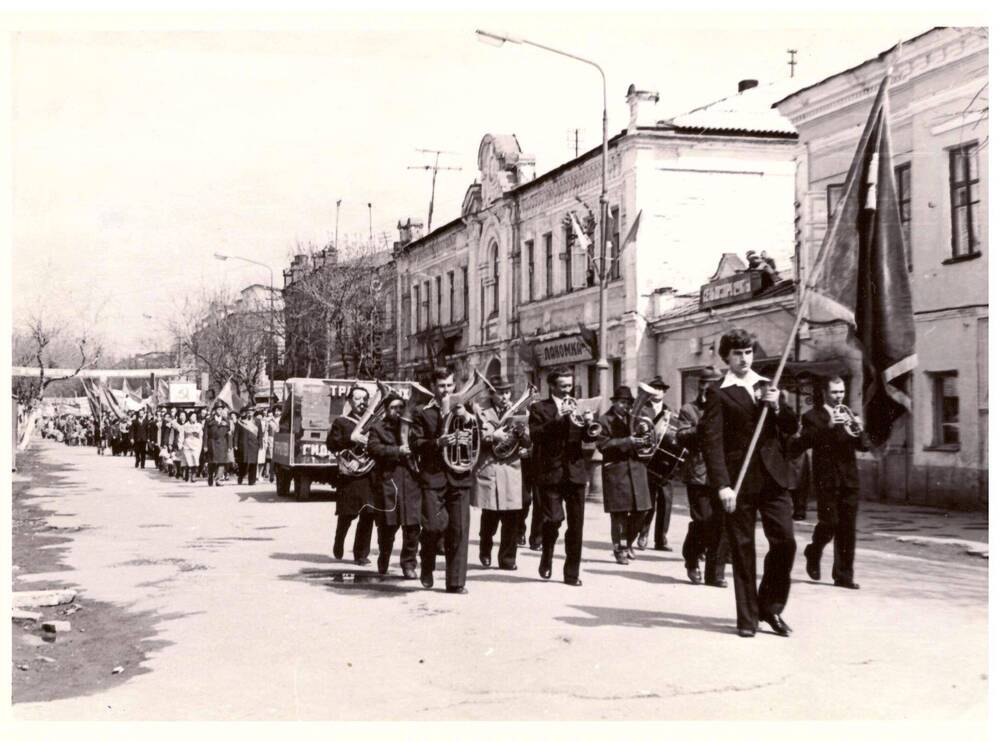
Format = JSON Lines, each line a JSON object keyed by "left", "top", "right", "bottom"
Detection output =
{"left": 662, "top": 81, "right": 798, "bottom": 136}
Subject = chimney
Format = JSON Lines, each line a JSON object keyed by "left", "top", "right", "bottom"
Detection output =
{"left": 738, "top": 79, "right": 758, "bottom": 93}
{"left": 626, "top": 84, "right": 660, "bottom": 134}
{"left": 396, "top": 218, "right": 425, "bottom": 247}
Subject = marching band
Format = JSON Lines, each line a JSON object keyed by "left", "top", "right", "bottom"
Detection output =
{"left": 325, "top": 326, "right": 869, "bottom": 637}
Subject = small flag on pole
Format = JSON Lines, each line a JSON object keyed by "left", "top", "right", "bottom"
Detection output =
{"left": 806, "top": 74, "right": 917, "bottom": 449}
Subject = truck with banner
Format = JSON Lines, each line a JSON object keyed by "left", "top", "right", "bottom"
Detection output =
{"left": 272, "top": 378, "right": 413, "bottom": 501}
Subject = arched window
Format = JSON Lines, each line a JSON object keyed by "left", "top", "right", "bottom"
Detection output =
{"left": 490, "top": 242, "right": 500, "bottom": 318}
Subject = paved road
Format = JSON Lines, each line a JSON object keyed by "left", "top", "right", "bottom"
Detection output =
{"left": 12, "top": 440, "right": 988, "bottom": 721}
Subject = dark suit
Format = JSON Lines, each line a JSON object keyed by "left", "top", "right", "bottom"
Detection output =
{"left": 326, "top": 414, "right": 376, "bottom": 561}
{"left": 791, "top": 406, "right": 871, "bottom": 583}
{"left": 638, "top": 401, "right": 674, "bottom": 548}
{"left": 368, "top": 418, "right": 422, "bottom": 572}
{"left": 529, "top": 397, "right": 595, "bottom": 582}
{"left": 131, "top": 418, "right": 149, "bottom": 468}
{"left": 701, "top": 378, "right": 798, "bottom": 631}
{"left": 412, "top": 403, "right": 472, "bottom": 589}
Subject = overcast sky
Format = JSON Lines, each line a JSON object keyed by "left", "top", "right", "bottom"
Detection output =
{"left": 10, "top": 11, "right": 955, "bottom": 356}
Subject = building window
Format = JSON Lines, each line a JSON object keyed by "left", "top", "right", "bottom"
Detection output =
{"left": 587, "top": 364, "right": 598, "bottom": 398}
{"left": 611, "top": 359, "right": 622, "bottom": 391}
{"left": 412, "top": 284, "right": 420, "bottom": 331}
{"left": 949, "top": 142, "right": 980, "bottom": 258}
{"left": 462, "top": 266, "right": 468, "bottom": 320}
{"left": 826, "top": 183, "right": 844, "bottom": 225}
{"left": 895, "top": 163, "right": 912, "bottom": 271}
{"left": 609, "top": 206, "right": 621, "bottom": 281}
{"left": 526, "top": 240, "right": 535, "bottom": 302}
{"left": 490, "top": 242, "right": 499, "bottom": 318}
{"left": 930, "top": 371, "right": 960, "bottom": 448}
{"left": 448, "top": 271, "right": 455, "bottom": 324}
{"left": 435, "top": 275, "right": 442, "bottom": 325}
{"left": 511, "top": 245, "right": 521, "bottom": 313}
{"left": 544, "top": 233, "right": 553, "bottom": 297}
{"left": 422, "top": 280, "right": 430, "bottom": 329}
{"left": 401, "top": 292, "right": 411, "bottom": 345}
{"left": 563, "top": 222, "right": 574, "bottom": 293}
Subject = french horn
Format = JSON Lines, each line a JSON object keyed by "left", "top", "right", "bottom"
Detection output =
{"left": 834, "top": 404, "right": 863, "bottom": 438}
{"left": 490, "top": 383, "right": 537, "bottom": 461}
{"left": 442, "top": 370, "right": 490, "bottom": 473}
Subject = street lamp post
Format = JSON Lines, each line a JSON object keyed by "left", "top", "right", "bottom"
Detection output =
{"left": 475, "top": 29, "right": 611, "bottom": 399}
{"left": 214, "top": 252, "right": 276, "bottom": 405}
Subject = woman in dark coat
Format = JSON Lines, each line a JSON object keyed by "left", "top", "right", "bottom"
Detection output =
{"left": 204, "top": 406, "right": 231, "bottom": 487}
{"left": 597, "top": 386, "right": 652, "bottom": 564}
{"left": 367, "top": 395, "right": 422, "bottom": 578}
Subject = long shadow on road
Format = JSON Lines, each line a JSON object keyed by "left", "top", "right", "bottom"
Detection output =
{"left": 278, "top": 566, "right": 420, "bottom": 597}
{"left": 555, "top": 604, "right": 734, "bottom": 635}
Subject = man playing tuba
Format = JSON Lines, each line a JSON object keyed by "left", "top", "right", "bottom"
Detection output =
{"left": 326, "top": 386, "right": 377, "bottom": 566}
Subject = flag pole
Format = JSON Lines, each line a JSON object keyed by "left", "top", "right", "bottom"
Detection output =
{"left": 731, "top": 71, "right": 893, "bottom": 498}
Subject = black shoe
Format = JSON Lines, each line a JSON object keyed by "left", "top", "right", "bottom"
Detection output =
{"left": 804, "top": 544, "right": 820, "bottom": 581}
{"left": 834, "top": 579, "right": 861, "bottom": 590}
{"left": 529, "top": 543, "right": 543, "bottom": 552}
{"left": 333, "top": 540, "right": 345, "bottom": 560}
{"left": 614, "top": 550, "right": 629, "bottom": 565}
{"left": 377, "top": 552, "right": 391, "bottom": 575}
{"left": 626, "top": 547, "right": 637, "bottom": 560}
{"left": 420, "top": 569, "right": 434, "bottom": 589}
{"left": 737, "top": 627, "right": 756, "bottom": 638}
{"left": 354, "top": 557, "right": 371, "bottom": 567}
{"left": 686, "top": 566, "right": 703, "bottom": 584}
{"left": 636, "top": 534, "right": 648, "bottom": 550}
{"left": 445, "top": 586, "right": 467, "bottom": 594}
{"left": 499, "top": 564, "right": 518, "bottom": 571}
{"left": 760, "top": 614, "right": 792, "bottom": 637}
{"left": 653, "top": 543, "right": 670, "bottom": 552}
{"left": 563, "top": 577, "right": 582, "bottom": 587}
{"left": 705, "top": 578, "right": 728, "bottom": 588}
{"left": 402, "top": 566, "right": 417, "bottom": 580}
{"left": 793, "top": 512, "right": 806, "bottom": 521}
{"left": 538, "top": 552, "right": 553, "bottom": 580}
{"left": 479, "top": 553, "right": 491, "bottom": 568}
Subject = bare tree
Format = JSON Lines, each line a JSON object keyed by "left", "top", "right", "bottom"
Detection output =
{"left": 11, "top": 312, "right": 104, "bottom": 409}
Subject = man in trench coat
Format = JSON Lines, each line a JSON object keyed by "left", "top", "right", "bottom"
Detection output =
{"left": 234, "top": 407, "right": 264, "bottom": 485}
{"left": 596, "top": 386, "right": 652, "bottom": 564}
{"left": 204, "top": 405, "right": 231, "bottom": 487}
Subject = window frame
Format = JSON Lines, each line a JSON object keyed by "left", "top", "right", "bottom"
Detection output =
{"left": 929, "top": 370, "right": 960, "bottom": 450}
{"left": 526, "top": 239, "right": 535, "bottom": 302}
{"left": 895, "top": 162, "right": 912, "bottom": 271}
{"left": 609, "top": 206, "right": 622, "bottom": 281}
{"left": 948, "top": 141, "right": 981, "bottom": 260}
{"left": 826, "top": 183, "right": 844, "bottom": 226}
{"left": 544, "top": 232, "right": 553, "bottom": 298}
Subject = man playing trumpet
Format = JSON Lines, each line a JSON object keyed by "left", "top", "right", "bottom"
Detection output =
{"left": 791, "top": 376, "right": 871, "bottom": 590}
{"left": 474, "top": 377, "right": 531, "bottom": 571}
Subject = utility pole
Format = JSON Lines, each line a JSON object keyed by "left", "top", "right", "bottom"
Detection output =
{"left": 787, "top": 49, "right": 798, "bottom": 78}
{"left": 567, "top": 128, "right": 583, "bottom": 158}
{"left": 335, "top": 198, "right": 342, "bottom": 251}
{"left": 407, "top": 148, "right": 461, "bottom": 232}
{"left": 367, "top": 202, "right": 373, "bottom": 244}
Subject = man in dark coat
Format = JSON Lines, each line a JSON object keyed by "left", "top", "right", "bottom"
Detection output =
{"left": 790, "top": 376, "right": 871, "bottom": 589}
{"left": 701, "top": 328, "right": 798, "bottom": 638}
{"left": 529, "top": 366, "right": 599, "bottom": 587}
{"left": 596, "top": 386, "right": 652, "bottom": 565}
{"left": 204, "top": 405, "right": 231, "bottom": 487}
{"left": 131, "top": 411, "right": 149, "bottom": 468}
{"left": 367, "top": 394, "right": 422, "bottom": 578}
{"left": 678, "top": 366, "right": 730, "bottom": 587}
{"left": 412, "top": 367, "right": 473, "bottom": 594}
{"left": 636, "top": 375, "right": 674, "bottom": 551}
{"left": 235, "top": 408, "right": 263, "bottom": 485}
{"left": 326, "top": 386, "right": 377, "bottom": 566}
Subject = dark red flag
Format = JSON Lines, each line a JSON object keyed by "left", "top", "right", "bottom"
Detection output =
{"left": 807, "top": 75, "right": 917, "bottom": 449}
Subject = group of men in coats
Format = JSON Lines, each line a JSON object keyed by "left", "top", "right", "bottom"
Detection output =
{"left": 322, "top": 328, "right": 870, "bottom": 636}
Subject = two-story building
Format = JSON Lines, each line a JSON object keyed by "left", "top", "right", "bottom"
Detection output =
{"left": 395, "top": 79, "right": 799, "bottom": 400}
{"left": 775, "top": 26, "right": 988, "bottom": 509}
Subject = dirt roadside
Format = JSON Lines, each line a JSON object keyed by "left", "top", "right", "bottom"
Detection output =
{"left": 11, "top": 445, "right": 169, "bottom": 704}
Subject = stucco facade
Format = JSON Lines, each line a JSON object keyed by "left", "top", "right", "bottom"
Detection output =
{"left": 775, "top": 27, "right": 988, "bottom": 509}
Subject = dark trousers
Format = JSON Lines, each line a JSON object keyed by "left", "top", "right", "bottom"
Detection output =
{"left": 682, "top": 483, "right": 730, "bottom": 583}
{"left": 640, "top": 476, "right": 673, "bottom": 546}
{"left": 237, "top": 462, "right": 258, "bottom": 485}
{"left": 377, "top": 523, "right": 420, "bottom": 571}
{"left": 207, "top": 462, "right": 222, "bottom": 485}
{"left": 419, "top": 485, "right": 471, "bottom": 589}
{"left": 134, "top": 442, "right": 147, "bottom": 468}
{"left": 480, "top": 509, "right": 519, "bottom": 568}
{"left": 724, "top": 474, "right": 797, "bottom": 631}
{"left": 519, "top": 487, "right": 545, "bottom": 548}
{"left": 610, "top": 511, "right": 645, "bottom": 549}
{"left": 335, "top": 509, "right": 376, "bottom": 560}
{"left": 540, "top": 481, "right": 586, "bottom": 581}
{"left": 810, "top": 489, "right": 858, "bottom": 582}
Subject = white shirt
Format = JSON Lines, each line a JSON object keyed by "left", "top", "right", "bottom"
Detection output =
{"left": 720, "top": 369, "right": 770, "bottom": 403}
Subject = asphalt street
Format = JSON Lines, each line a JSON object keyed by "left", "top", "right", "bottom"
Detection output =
{"left": 11, "top": 440, "right": 988, "bottom": 721}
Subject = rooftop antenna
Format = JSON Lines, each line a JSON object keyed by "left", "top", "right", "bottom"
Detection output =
{"left": 567, "top": 128, "right": 585, "bottom": 158}
{"left": 787, "top": 49, "right": 798, "bottom": 78}
{"left": 407, "top": 148, "right": 462, "bottom": 232}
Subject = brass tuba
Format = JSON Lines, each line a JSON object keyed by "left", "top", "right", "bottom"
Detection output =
{"left": 336, "top": 381, "right": 389, "bottom": 477}
{"left": 834, "top": 404, "right": 863, "bottom": 437}
{"left": 628, "top": 382, "right": 659, "bottom": 459}
{"left": 490, "top": 383, "right": 537, "bottom": 461}
{"left": 442, "top": 370, "right": 490, "bottom": 473}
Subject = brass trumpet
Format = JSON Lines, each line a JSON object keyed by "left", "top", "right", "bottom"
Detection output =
{"left": 560, "top": 396, "right": 602, "bottom": 438}
{"left": 834, "top": 404, "right": 863, "bottom": 437}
